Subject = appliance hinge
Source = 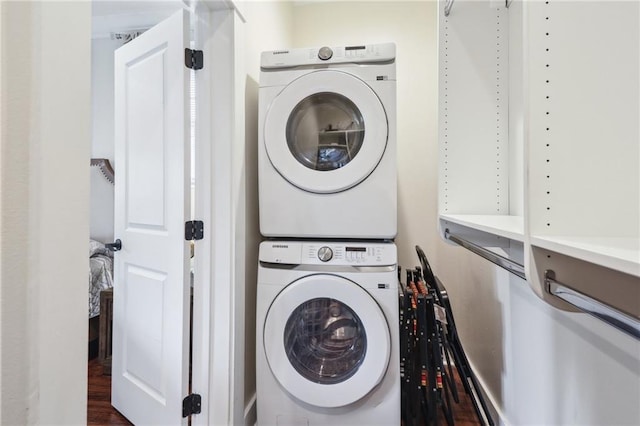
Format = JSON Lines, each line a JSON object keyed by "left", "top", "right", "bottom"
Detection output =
{"left": 185, "top": 48, "right": 203, "bottom": 70}
{"left": 185, "top": 220, "right": 204, "bottom": 241}
{"left": 182, "top": 393, "right": 202, "bottom": 417}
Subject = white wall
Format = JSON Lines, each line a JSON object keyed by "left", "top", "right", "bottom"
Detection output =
{"left": 291, "top": 1, "right": 640, "bottom": 425}
{"left": 90, "top": 38, "right": 121, "bottom": 243}
{"left": 0, "top": 1, "right": 91, "bottom": 424}
{"left": 0, "top": 6, "right": 3, "bottom": 423}
{"left": 92, "top": 38, "right": 119, "bottom": 162}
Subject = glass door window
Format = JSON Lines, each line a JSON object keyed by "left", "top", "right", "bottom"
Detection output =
{"left": 263, "top": 274, "right": 391, "bottom": 408}
{"left": 284, "top": 297, "right": 366, "bottom": 384}
{"left": 286, "top": 93, "right": 365, "bottom": 171}
{"left": 263, "top": 70, "right": 388, "bottom": 193}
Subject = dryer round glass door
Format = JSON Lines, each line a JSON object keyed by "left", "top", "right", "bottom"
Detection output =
{"left": 263, "top": 274, "right": 391, "bottom": 408}
{"left": 286, "top": 93, "right": 365, "bottom": 172}
{"left": 264, "top": 70, "right": 388, "bottom": 193}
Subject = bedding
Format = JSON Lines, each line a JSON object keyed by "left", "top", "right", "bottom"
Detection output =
{"left": 89, "top": 239, "right": 114, "bottom": 318}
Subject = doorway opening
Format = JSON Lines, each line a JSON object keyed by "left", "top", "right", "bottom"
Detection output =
{"left": 88, "top": 2, "right": 198, "bottom": 424}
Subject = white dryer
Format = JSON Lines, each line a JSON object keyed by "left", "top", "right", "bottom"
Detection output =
{"left": 259, "top": 43, "right": 397, "bottom": 239}
{"left": 256, "top": 240, "right": 400, "bottom": 426}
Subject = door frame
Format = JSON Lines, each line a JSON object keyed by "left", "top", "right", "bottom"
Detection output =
{"left": 193, "top": 2, "right": 247, "bottom": 426}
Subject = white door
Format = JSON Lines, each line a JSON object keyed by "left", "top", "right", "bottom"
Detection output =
{"left": 263, "top": 274, "right": 391, "bottom": 408}
{"left": 263, "top": 70, "right": 389, "bottom": 193}
{"left": 112, "top": 9, "right": 191, "bottom": 425}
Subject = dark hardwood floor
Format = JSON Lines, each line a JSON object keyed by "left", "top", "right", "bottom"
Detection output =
{"left": 87, "top": 358, "right": 132, "bottom": 426}
{"left": 87, "top": 358, "right": 480, "bottom": 426}
{"left": 436, "top": 373, "right": 483, "bottom": 426}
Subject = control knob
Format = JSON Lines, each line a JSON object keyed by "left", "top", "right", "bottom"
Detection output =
{"left": 318, "top": 46, "right": 333, "bottom": 61}
{"left": 317, "top": 246, "right": 333, "bottom": 262}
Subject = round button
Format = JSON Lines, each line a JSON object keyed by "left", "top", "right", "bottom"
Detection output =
{"left": 318, "top": 46, "right": 333, "bottom": 61}
{"left": 317, "top": 246, "right": 333, "bottom": 262}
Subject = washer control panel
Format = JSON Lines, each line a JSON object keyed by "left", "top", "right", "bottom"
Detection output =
{"left": 260, "top": 241, "right": 396, "bottom": 266}
{"left": 259, "top": 241, "right": 396, "bottom": 266}
{"left": 303, "top": 243, "right": 395, "bottom": 265}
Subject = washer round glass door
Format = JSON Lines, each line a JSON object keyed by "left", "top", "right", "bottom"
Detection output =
{"left": 264, "top": 70, "right": 388, "bottom": 193}
{"left": 263, "top": 274, "right": 391, "bottom": 408}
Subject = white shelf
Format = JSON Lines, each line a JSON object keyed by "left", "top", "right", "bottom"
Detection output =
{"left": 438, "top": 0, "right": 639, "bottom": 335}
{"left": 530, "top": 236, "right": 640, "bottom": 279}
{"left": 440, "top": 214, "right": 524, "bottom": 242}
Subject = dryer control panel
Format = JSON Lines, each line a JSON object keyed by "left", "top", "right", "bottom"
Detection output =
{"left": 259, "top": 241, "right": 397, "bottom": 266}
{"left": 261, "top": 42, "right": 396, "bottom": 69}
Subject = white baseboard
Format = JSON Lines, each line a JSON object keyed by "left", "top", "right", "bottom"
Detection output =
{"left": 466, "top": 358, "right": 509, "bottom": 426}
{"left": 244, "top": 392, "right": 257, "bottom": 426}
{"left": 244, "top": 366, "right": 505, "bottom": 426}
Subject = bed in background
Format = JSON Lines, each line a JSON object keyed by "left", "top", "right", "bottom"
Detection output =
{"left": 88, "top": 158, "right": 115, "bottom": 359}
{"left": 89, "top": 239, "right": 113, "bottom": 318}
{"left": 89, "top": 158, "right": 115, "bottom": 317}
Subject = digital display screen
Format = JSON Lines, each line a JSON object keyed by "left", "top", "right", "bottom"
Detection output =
{"left": 346, "top": 247, "right": 366, "bottom": 252}
{"left": 345, "top": 45, "right": 366, "bottom": 51}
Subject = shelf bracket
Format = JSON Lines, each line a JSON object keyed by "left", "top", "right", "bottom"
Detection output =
{"left": 444, "top": 229, "right": 526, "bottom": 280}
{"left": 545, "top": 270, "right": 640, "bottom": 340}
{"left": 444, "top": 0, "right": 454, "bottom": 17}
{"left": 90, "top": 158, "right": 114, "bottom": 184}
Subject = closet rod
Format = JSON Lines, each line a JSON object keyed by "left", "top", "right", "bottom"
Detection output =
{"left": 444, "top": 229, "right": 526, "bottom": 280}
{"left": 545, "top": 270, "right": 640, "bottom": 340}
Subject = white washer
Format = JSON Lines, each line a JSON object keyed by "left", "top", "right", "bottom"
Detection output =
{"left": 259, "top": 43, "right": 397, "bottom": 239}
{"left": 256, "top": 240, "right": 400, "bottom": 426}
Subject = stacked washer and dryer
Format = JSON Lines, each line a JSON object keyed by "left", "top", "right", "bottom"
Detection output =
{"left": 256, "top": 43, "right": 400, "bottom": 426}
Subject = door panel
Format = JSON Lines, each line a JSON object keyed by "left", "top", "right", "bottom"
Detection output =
{"left": 112, "top": 9, "right": 190, "bottom": 425}
{"left": 126, "top": 46, "right": 167, "bottom": 228}
{"left": 122, "top": 265, "right": 166, "bottom": 398}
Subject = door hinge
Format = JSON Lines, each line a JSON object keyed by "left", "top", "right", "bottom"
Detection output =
{"left": 185, "top": 48, "right": 203, "bottom": 70}
{"left": 185, "top": 220, "right": 204, "bottom": 241}
{"left": 182, "top": 393, "right": 202, "bottom": 417}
